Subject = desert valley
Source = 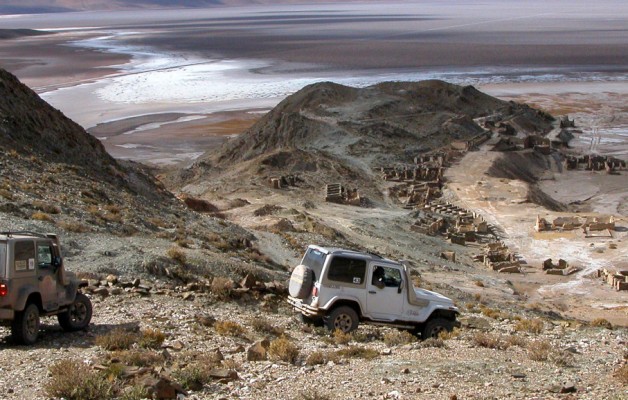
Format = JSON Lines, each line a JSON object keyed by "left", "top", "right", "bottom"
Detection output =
{"left": 0, "top": 1, "right": 626, "bottom": 399}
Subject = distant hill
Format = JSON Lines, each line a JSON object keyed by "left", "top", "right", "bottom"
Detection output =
{"left": 178, "top": 80, "right": 554, "bottom": 198}
{"left": 0, "top": 0, "right": 353, "bottom": 14}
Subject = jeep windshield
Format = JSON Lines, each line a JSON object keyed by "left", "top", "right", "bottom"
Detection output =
{"left": 301, "top": 247, "right": 327, "bottom": 281}
{"left": 0, "top": 243, "right": 5, "bottom": 277}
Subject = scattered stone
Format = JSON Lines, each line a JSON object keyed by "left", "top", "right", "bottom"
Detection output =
{"left": 247, "top": 339, "right": 270, "bottom": 361}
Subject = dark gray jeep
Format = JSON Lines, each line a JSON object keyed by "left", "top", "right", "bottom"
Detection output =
{"left": 0, "top": 232, "right": 92, "bottom": 345}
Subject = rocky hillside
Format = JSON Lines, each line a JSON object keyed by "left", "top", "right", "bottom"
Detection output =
{"left": 181, "top": 80, "right": 553, "bottom": 196}
{"left": 0, "top": 67, "right": 283, "bottom": 284}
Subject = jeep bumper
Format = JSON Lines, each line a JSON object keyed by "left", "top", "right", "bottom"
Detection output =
{"left": 0, "top": 308, "right": 14, "bottom": 320}
{"left": 287, "top": 296, "right": 323, "bottom": 317}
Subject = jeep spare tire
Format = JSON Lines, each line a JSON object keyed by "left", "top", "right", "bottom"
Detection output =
{"left": 289, "top": 264, "right": 314, "bottom": 298}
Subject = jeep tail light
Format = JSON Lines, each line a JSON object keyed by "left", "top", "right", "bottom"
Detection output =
{"left": 0, "top": 282, "right": 7, "bottom": 297}
{"left": 311, "top": 286, "right": 318, "bottom": 297}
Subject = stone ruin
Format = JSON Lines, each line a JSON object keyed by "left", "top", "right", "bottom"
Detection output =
{"left": 559, "top": 115, "right": 576, "bottom": 129}
{"left": 268, "top": 174, "right": 301, "bottom": 189}
{"left": 597, "top": 268, "right": 628, "bottom": 291}
{"left": 563, "top": 154, "right": 626, "bottom": 173}
{"left": 543, "top": 258, "right": 580, "bottom": 276}
{"left": 450, "top": 131, "right": 492, "bottom": 152}
{"left": 411, "top": 201, "right": 492, "bottom": 244}
{"left": 389, "top": 182, "right": 442, "bottom": 209}
{"left": 535, "top": 215, "right": 615, "bottom": 235}
{"left": 473, "top": 241, "right": 521, "bottom": 273}
{"left": 324, "top": 183, "right": 361, "bottom": 206}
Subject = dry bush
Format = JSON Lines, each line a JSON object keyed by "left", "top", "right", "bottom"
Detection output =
{"left": 95, "top": 329, "right": 138, "bottom": 351}
{"left": 590, "top": 318, "right": 613, "bottom": 329}
{"left": 335, "top": 346, "right": 379, "bottom": 360}
{"left": 250, "top": 317, "right": 284, "bottom": 336}
{"left": 33, "top": 200, "right": 61, "bottom": 214}
{"left": 210, "top": 276, "right": 234, "bottom": 300}
{"left": 527, "top": 340, "right": 552, "bottom": 361}
{"left": 172, "top": 364, "right": 214, "bottom": 391}
{"left": 215, "top": 320, "right": 246, "bottom": 337}
{"left": 479, "top": 305, "right": 503, "bottom": 319}
{"left": 31, "top": 212, "right": 54, "bottom": 222}
{"left": 333, "top": 329, "right": 353, "bottom": 345}
{"left": 383, "top": 330, "right": 416, "bottom": 346}
{"left": 505, "top": 334, "right": 528, "bottom": 348}
{"left": 176, "top": 238, "right": 192, "bottom": 248}
{"left": 148, "top": 217, "right": 169, "bottom": 228}
{"left": 473, "top": 280, "right": 485, "bottom": 287}
{"left": 138, "top": 328, "right": 166, "bottom": 349}
{"left": 0, "top": 189, "right": 14, "bottom": 200}
{"left": 110, "top": 350, "right": 164, "bottom": 367}
{"left": 57, "top": 220, "right": 91, "bottom": 233}
{"left": 514, "top": 318, "right": 544, "bottom": 334}
{"left": 549, "top": 350, "right": 575, "bottom": 367}
{"left": 104, "top": 204, "right": 121, "bottom": 214}
{"left": 268, "top": 336, "right": 299, "bottom": 363}
{"left": 119, "top": 385, "right": 150, "bottom": 400}
{"left": 614, "top": 364, "right": 628, "bottom": 385}
{"left": 472, "top": 332, "right": 510, "bottom": 350}
{"left": 305, "top": 351, "right": 340, "bottom": 366}
{"left": 438, "top": 328, "right": 461, "bottom": 341}
{"left": 45, "top": 360, "right": 115, "bottom": 400}
{"left": 166, "top": 247, "right": 186, "bottom": 264}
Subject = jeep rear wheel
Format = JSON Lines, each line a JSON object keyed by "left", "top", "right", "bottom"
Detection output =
{"left": 421, "top": 318, "right": 454, "bottom": 340}
{"left": 58, "top": 293, "right": 93, "bottom": 331}
{"left": 326, "top": 306, "right": 359, "bottom": 333}
{"left": 12, "top": 303, "right": 40, "bottom": 345}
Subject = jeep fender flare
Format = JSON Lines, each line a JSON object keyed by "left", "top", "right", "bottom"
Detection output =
{"left": 15, "top": 285, "right": 42, "bottom": 312}
{"left": 425, "top": 307, "right": 459, "bottom": 322}
{"left": 320, "top": 296, "right": 363, "bottom": 317}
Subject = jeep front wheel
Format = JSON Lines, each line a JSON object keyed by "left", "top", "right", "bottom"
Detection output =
{"left": 58, "top": 293, "right": 93, "bottom": 331}
{"left": 325, "top": 306, "right": 359, "bottom": 333}
{"left": 12, "top": 303, "right": 40, "bottom": 345}
{"left": 421, "top": 318, "right": 454, "bottom": 339}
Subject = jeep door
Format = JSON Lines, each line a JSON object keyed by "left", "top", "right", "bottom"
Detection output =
{"left": 36, "top": 241, "right": 61, "bottom": 310}
{"left": 366, "top": 264, "right": 404, "bottom": 320}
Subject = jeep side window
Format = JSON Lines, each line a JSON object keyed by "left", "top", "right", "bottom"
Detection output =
{"left": 302, "top": 248, "right": 326, "bottom": 282}
{"left": 372, "top": 266, "right": 402, "bottom": 288}
{"left": 327, "top": 256, "right": 366, "bottom": 285}
{"left": 14, "top": 241, "right": 35, "bottom": 271}
{"left": 37, "top": 245, "right": 53, "bottom": 268}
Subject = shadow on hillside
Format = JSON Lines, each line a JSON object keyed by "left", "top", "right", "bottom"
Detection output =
{"left": 0, "top": 321, "right": 140, "bottom": 350}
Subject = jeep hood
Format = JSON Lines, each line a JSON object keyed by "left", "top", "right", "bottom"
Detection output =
{"left": 415, "top": 288, "right": 457, "bottom": 309}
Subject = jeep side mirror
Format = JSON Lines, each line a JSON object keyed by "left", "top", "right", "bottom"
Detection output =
{"left": 397, "top": 278, "right": 403, "bottom": 294}
{"left": 52, "top": 256, "right": 61, "bottom": 269}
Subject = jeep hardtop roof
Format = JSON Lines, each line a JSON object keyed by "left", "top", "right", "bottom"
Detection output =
{"left": 307, "top": 245, "right": 400, "bottom": 265}
{"left": 0, "top": 231, "right": 57, "bottom": 241}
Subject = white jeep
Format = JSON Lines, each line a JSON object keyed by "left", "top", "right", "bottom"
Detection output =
{"left": 287, "top": 245, "right": 459, "bottom": 338}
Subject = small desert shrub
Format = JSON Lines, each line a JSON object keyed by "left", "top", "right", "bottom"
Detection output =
{"left": 0, "top": 189, "right": 14, "bottom": 200}
{"left": 527, "top": 340, "right": 552, "bottom": 361}
{"left": 305, "top": 351, "right": 340, "bottom": 366}
{"left": 268, "top": 336, "right": 299, "bottom": 363}
{"left": 474, "top": 280, "right": 485, "bottom": 287}
{"left": 57, "top": 220, "right": 91, "bottom": 233}
{"left": 383, "top": 330, "right": 416, "bottom": 346}
{"left": 438, "top": 328, "right": 461, "bottom": 341}
{"left": 479, "top": 305, "right": 503, "bottom": 319}
{"left": 172, "top": 364, "right": 213, "bottom": 391}
{"left": 505, "top": 334, "right": 528, "bottom": 348}
{"left": 95, "top": 329, "right": 138, "bottom": 351}
{"left": 298, "top": 390, "right": 332, "bottom": 400}
{"left": 119, "top": 385, "right": 150, "bottom": 400}
{"left": 250, "top": 317, "right": 284, "bottom": 336}
{"left": 33, "top": 200, "right": 61, "bottom": 214}
{"left": 590, "top": 318, "right": 613, "bottom": 329}
{"left": 166, "top": 247, "right": 186, "bottom": 264}
{"left": 614, "top": 364, "right": 628, "bottom": 385}
{"left": 176, "top": 238, "right": 192, "bottom": 248}
{"left": 45, "top": 360, "right": 115, "bottom": 400}
{"left": 421, "top": 337, "right": 446, "bottom": 348}
{"left": 104, "top": 204, "right": 121, "bottom": 214}
{"left": 210, "top": 276, "right": 234, "bottom": 300}
{"left": 514, "top": 318, "right": 544, "bottom": 334}
{"left": 110, "top": 350, "right": 164, "bottom": 367}
{"left": 333, "top": 329, "right": 353, "bottom": 345}
{"left": 138, "top": 328, "right": 166, "bottom": 349}
{"left": 549, "top": 349, "right": 575, "bottom": 367}
{"left": 215, "top": 320, "right": 246, "bottom": 337}
{"left": 472, "top": 332, "right": 510, "bottom": 350}
{"left": 102, "top": 362, "right": 126, "bottom": 380}
{"left": 31, "top": 212, "right": 54, "bottom": 222}
{"left": 335, "top": 346, "right": 379, "bottom": 360}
